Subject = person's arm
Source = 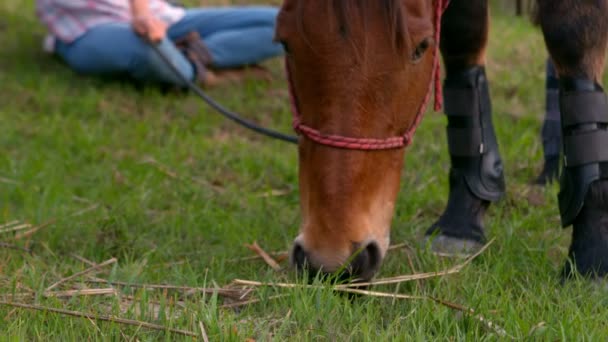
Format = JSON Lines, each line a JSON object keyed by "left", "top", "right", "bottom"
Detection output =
{"left": 129, "top": 0, "right": 167, "bottom": 43}
{"left": 130, "top": 0, "right": 151, "bottom": 19}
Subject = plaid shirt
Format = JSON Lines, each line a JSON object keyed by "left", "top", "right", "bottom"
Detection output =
{"left": 36, "top": 0, "right": 185, "bottom": 43}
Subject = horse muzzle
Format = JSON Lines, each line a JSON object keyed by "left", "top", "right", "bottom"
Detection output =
{"left": 290, "top": 238, "right": 383, "bottom": 282}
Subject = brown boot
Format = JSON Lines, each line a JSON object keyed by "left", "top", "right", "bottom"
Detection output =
{"left": 173, "top": 31, "right": 213, "bottom": 85}
{"left": 173, "top": 31, "right": 274, "bottom": 88}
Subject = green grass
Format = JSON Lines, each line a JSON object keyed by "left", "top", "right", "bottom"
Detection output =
{"left": 2, "top": 1, "right": 608, "bottom": 340}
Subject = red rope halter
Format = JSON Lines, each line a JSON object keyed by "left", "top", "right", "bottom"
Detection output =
{"left": 287, "top": 0, "right": 450, "bottom": 150}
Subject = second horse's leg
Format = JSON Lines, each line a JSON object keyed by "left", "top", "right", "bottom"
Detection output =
{"left": 538, "top": 0, "right": 608, "bottom": 278}
{"left": 425, "top": 0, "right": 506, "bottom": 254}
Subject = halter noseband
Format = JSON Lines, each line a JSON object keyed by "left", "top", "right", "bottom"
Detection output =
{"left": 287, "top": 0, "right": 450, "bottom": 151}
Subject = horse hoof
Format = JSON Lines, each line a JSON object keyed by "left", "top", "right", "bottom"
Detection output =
{"left": 561, "top": 181, "right": 608, "bottom": 280}
{"left": 423, "top": 235, "right": 483, "bottom": 257}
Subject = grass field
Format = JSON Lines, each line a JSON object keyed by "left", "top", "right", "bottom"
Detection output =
{"left": 2, "top": 1, "right": 608, "bottom": 340}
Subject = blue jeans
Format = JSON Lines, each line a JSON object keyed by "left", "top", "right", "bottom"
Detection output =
{"left": 54, "top": 7, "right": 284, "bottom": 85}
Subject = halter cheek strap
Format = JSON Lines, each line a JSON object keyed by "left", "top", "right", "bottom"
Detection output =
{"left": 287, "top": 0, "right": 450, "bottom": 151}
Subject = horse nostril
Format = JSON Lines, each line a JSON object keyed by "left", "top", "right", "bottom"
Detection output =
{"left": 349, "top": 241, "right": 382, "bottom": 281}
{"left": 291, "top": 242, "right": 308, "bottom": 270}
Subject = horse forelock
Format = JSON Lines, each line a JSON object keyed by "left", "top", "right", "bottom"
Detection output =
{"left": 294, "top": 0, "right": 408, "bottom": 49}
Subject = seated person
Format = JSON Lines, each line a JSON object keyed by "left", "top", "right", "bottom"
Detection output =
{"left": 36, "top": 0, "right": 284, "bottom": 87}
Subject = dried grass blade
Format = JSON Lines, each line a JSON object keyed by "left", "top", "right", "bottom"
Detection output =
{"left": 45, "top": 258, "right": 117, "bottom": 292}
{"left": 0, "top": 220, "right": 20, "bottom": 230}
{"left": 336, "top": 269, "right": 462, "bottom": 288}
{"left": 244, "top": 242, "right": 281, "bottom": 271}
{"left": 429, "top": 296, "right": 512, "bottom": 338}
{"left": 335, "top": 287, "right": 427, "bottom": 300}
{"left": 44, "top": 288, "right": 118, "bottom": 298}
{"left": 70, "top": 254, "right": 98, "bottom": 267}
{"left": 454, "top": 238, "right": 495, "bottom": 270}
{"left": 0, "top": 301, "right": 198, "bottom": 337}
{"left": 69, "top": 204, "right": 100, "bottom": 217}
{"left": 220, "top": 294, "right": 289, "bottom": 309}
{"left": 387, "top": 242, "right": 414, "bottom": 251}
{"left": 199, "top": 320, "right": 210, "bottom": 342}
{"left": 0, "top": 223, "right": 32, "bottom": 234}
{"left": 227, "top": 251, "right": 288, "bottom": 263}
{"left": 0, "top": 293, "right": 35, "bottom": 301}
{"left": 255, "top": 189, "right": 292, "bottom": 198}
{"left": 233, "top": 279, "right": 315, "bottom": 290}
{"left": 86, "top": 278, "right": 246, "bottom": 299}
{"left": 13, "top": 219, "right": 57, "bottom": 240}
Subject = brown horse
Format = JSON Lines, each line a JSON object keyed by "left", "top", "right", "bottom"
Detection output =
{"left": 276, "top": 0, "right": 608, "bottom": 282}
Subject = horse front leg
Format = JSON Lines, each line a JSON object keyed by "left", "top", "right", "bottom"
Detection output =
{"left": 425, "top": 0, "right": 506, "bottom": 254}
{"left": 538, "top": 0, "right": 608, "bottom": 278}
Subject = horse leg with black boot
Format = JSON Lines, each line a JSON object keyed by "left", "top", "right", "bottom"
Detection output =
{"left": 537, "top": 0, "right": 608, "bottom": 278}
{"left": 425, "top": 0, "right": 506, "bottom": 255}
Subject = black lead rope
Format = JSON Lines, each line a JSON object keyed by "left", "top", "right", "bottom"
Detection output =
{"left": 151, "top": 43, "right": 299, "bottom": 144}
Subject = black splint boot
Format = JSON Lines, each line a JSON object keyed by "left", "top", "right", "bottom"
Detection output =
{"left": 425, "top": 66, "right": 506, "bottom": 255}
{"left": 558, "top": 78, "right": 608, "bottom": 279}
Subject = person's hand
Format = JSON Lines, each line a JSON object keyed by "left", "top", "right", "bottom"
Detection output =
{"left": 132, "top": 15, "right": 167, "bottom": 43}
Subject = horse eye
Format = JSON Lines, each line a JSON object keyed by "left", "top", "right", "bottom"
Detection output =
{"left": 412, "top": 38, "right": 432, "bottom": 62}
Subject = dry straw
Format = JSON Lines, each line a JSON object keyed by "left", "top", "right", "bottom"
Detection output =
{"left": 0, "top": 301, "right": 198, "bottom": 337}
{"left": 0, "top": 234, "right": 509, "bottom": 338}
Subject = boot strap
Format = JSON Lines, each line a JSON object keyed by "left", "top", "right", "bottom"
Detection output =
{"left": 445, "top": 87, "right": 484, "bottom": 156}
{"left": 564, "top": 130, "right": 608, "bottom": 167}
{"left": 561, "top": 91, "right": 608, "bottom": 127}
